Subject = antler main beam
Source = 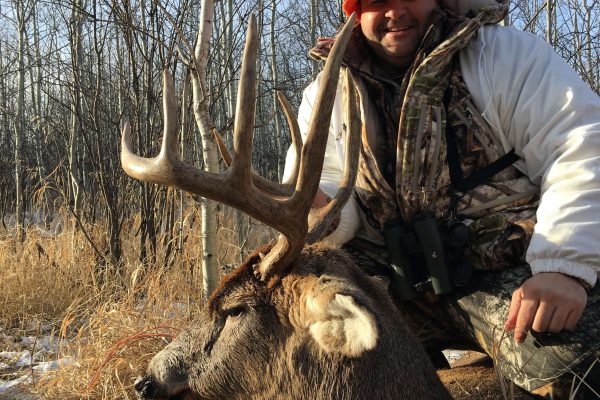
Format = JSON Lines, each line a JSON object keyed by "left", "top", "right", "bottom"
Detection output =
{"left": 121, "top": 13, "right": 357, "bottom": 284}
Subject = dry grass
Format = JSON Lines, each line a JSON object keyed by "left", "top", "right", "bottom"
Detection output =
{"left": 0, "top": 206, "right": 266, "bottom": 399}
{"left": 2, "top": 209, "right": 597, "bottom": 400}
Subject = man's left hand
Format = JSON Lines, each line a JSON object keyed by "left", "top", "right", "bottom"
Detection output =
{"left": 504, "top": 272, "right": 587, "bottom": 343}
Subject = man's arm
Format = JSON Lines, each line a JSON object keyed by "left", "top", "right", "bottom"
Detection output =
{"left": 282, "top": 72, "right": 361, "bottom": 245}
{"left": 460, "top": 25, "right": 600, "bottom": 338}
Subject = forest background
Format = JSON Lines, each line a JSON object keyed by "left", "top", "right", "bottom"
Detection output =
{"left": 0, "top": 0, "right": 598, "bottom": 398}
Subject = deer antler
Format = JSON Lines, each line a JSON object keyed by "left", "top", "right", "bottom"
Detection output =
{"left": 121, "top": 13, "right": 358, "bottom": 285}
{"left": 212, "top": 91, "right": 302, "bottom": 198}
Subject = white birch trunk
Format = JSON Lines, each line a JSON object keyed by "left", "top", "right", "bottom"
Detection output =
{"left": 191, "top": 0, "right": 219, "bottom": 298}
{"left": 14, "top": 0, "right": 27, "bottom": 242}
{"left": 68, "top": 0, "right": 84, "bottom": 215}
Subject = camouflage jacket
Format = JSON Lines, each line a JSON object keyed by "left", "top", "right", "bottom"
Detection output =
{"left": 283, "top": 1, "right": 600, "bottom": 287}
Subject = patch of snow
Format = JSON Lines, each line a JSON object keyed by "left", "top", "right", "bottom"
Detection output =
{"left": 167, "top": 302, "right": 190, "bottom": 318}
{"left": 0, "top": 329, "right": 75, "bottom": 396}
{"left": 0, "top": 351, "right": 21, "bottom": 361}
{"left": 15, "top": 351, "right": 32, "bottom": 367}
{"left": 22, "top": 321, "right": 54, "bottom": 334}
{"left": 20, "top": 336, "right": 66, "bottom": 353}
{"left": 442, "top": 349, "right": 468, "bottom": 362}
{"left": 32, "top": 357, "right": 74, "bottom": 373}
{"left": 0, "top": 374, "right": 32, "bottom": 394}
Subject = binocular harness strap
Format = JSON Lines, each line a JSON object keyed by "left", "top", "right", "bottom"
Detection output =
{"left": 443, "top": 87, "right": 520, "bottom": 195}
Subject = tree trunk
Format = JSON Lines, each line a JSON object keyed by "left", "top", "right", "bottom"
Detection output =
{"left": 191, "top": 0, "right": 220, "bottom": 298}
{"left": 14, "top": 0, "right": 28, "bottom": 242}
{"left": 545, "top": 0, "right": 553, "bottom": 46}
{"left": 310, "top": 0, "right": 319, "bottom": 78}
{"left": 271, "top": 0, "right": 284, "bottom": 183}
{"left": 68, "top": 0, "right": 84, "bottom": 215}
{"left": 177, "top": 70, "right": 191, "bottom": 258}
{"left": 582, "top": 0, "right": 595, "bottom": 91}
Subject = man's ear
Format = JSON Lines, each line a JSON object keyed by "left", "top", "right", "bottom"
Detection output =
{"left": 297, "top": 276, "right": 379, "bottom": 357}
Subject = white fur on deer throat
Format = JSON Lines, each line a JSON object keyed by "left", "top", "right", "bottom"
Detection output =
{"left": 305, "top": 292, "right": 378, "bottom": 357}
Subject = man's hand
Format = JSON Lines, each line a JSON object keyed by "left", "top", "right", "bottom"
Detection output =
{"left": 505, "top": 272, "right": 587, "bottom": 343}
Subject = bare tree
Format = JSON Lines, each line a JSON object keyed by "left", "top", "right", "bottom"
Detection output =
{"left": 12, "top": 0, "right": 33, "bottom": 242}
{"left": 545, "top": 0, "right": 554, "bottom": 45}
{"left": 190, "top": 0, "right": 220, "bottom": 297}
{"left": 0, "top": 0, "right": 596, "bottom": 298}
{"left": 67, "top": 0, "right": 85, "bottom": 216}
{"left": 271, "top": 0, "right": 284, "bottom": 183}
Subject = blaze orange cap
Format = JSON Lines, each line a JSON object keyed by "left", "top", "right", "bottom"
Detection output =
{"left": 342, "top": 0, "right": 359, "bottom": 17}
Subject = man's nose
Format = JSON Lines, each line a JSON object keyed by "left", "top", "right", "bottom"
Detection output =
{"left": 384, "top": 0, "right": 408, "bottom": 20}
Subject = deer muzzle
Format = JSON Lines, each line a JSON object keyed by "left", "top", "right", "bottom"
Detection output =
{"left": 134, "top": 373, "right": 195, "bottom": 400}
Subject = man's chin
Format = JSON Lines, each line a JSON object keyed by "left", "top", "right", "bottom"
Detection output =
{"left": 364, "top": 37, "right": 418, "bottom": 69}
{"left": 378, "top": 46, "right": 418, "bottom": 68}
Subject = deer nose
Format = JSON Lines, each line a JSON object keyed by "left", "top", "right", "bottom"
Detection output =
{"left": 134, "top": 375, "right": 155, "bottom": 397}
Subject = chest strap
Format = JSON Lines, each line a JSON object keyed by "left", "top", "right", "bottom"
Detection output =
{"left": 444, "top": 89, "right": 520, "bottom": 193}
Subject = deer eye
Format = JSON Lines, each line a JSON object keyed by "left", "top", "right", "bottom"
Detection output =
{"left": 224, "top": 306, "right": 245, "bottom": 318}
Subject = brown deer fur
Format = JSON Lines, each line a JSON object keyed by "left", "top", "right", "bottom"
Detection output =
{"left": 135, "top": 244, "right": 451, "bottom": 400}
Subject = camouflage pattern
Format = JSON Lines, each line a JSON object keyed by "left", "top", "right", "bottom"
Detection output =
{"left": 343, "top": 242, "right": 600, "bottom": 399}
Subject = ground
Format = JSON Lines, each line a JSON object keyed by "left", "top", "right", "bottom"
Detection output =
{"left": 0, "top": 339, "right": 538, "bottom": 400}
{"left": 439, "top": 351, "right": 538, "bottom": 400}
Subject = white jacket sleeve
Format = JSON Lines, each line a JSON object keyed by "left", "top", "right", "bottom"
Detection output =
{"left": 282, "top": 73, "right": 361, "bottom": 246}
{"left": 460, "top": 25, "right": 600, "bottom": 287}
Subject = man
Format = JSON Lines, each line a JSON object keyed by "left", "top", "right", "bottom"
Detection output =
{"left": 284, "top": 0, "right": 600, "bottom": 398}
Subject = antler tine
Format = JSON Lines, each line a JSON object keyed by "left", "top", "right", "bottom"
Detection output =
{"left": 122, "top": 71, "right": 237, "bottom": 204}
{"left": 277, "top": 91, "right": 302, "bottom": 189}
{"left": 306, "top": 70, "right": 361, "bottom": 244}
{"left": 211, "top": 92, "right": 301, "bottom": 199}
{"left": 229, "top": 14, "right": 258, "bottom": 186}
{"left": 213, "top": 128, "right": 233, "bottom": 166}
{"left": 254, "top": 14, "right": 356, "bottom": 283}
{"left": 221, "top": 16, "right": 300, "bottom": 199}
{"left": 121, "top": 70, "right": 181, "bottom": 184}
{"left": 290, "top": 13, "right": 356, "bottom": 209}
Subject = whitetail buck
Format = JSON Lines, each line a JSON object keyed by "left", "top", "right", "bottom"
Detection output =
{"left": 122, "top": 14, "right": 452, "bottom": 400}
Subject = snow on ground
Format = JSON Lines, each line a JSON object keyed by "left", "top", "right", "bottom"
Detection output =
{"left": 0, "top": 374, "right": 32, "bottom": 394}
{"left": 443, "top": 349, "right": 469, "bottom": 363}
{"left": 0, "top": 328, "right": 73, "bottom": 395}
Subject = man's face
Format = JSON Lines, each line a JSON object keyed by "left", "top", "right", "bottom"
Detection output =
{"left": 359, "top": 0, "right": 438, "bottom": 68}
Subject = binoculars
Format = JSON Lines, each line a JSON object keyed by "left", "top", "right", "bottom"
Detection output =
{"left": 383, "top": 213, "right": 472, "bottom": 300}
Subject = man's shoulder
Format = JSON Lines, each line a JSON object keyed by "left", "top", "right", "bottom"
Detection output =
{"left": 302, "top": 69, "right": 344, "bottom": 101}
{"left": 468, "top": 24, "right": 549, "bottom": 52}
{"left": 460, "top": 24, "right": 553, "bottom": 69}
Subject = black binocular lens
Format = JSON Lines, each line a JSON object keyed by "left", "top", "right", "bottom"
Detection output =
{"left": 446, "top": 221, "right": 469, "bottom": 246}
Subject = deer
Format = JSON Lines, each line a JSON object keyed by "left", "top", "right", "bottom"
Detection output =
{"left": 121, "top": 13, "right": 452, "bottom": 400}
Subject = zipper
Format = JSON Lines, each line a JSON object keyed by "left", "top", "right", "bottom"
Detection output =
{"left": 411, "top": 102, "right": 430, "bottom": 191}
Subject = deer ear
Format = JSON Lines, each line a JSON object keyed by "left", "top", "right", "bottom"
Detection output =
{"left": 304, "top": 286, "right": 378, "bottom": 357}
